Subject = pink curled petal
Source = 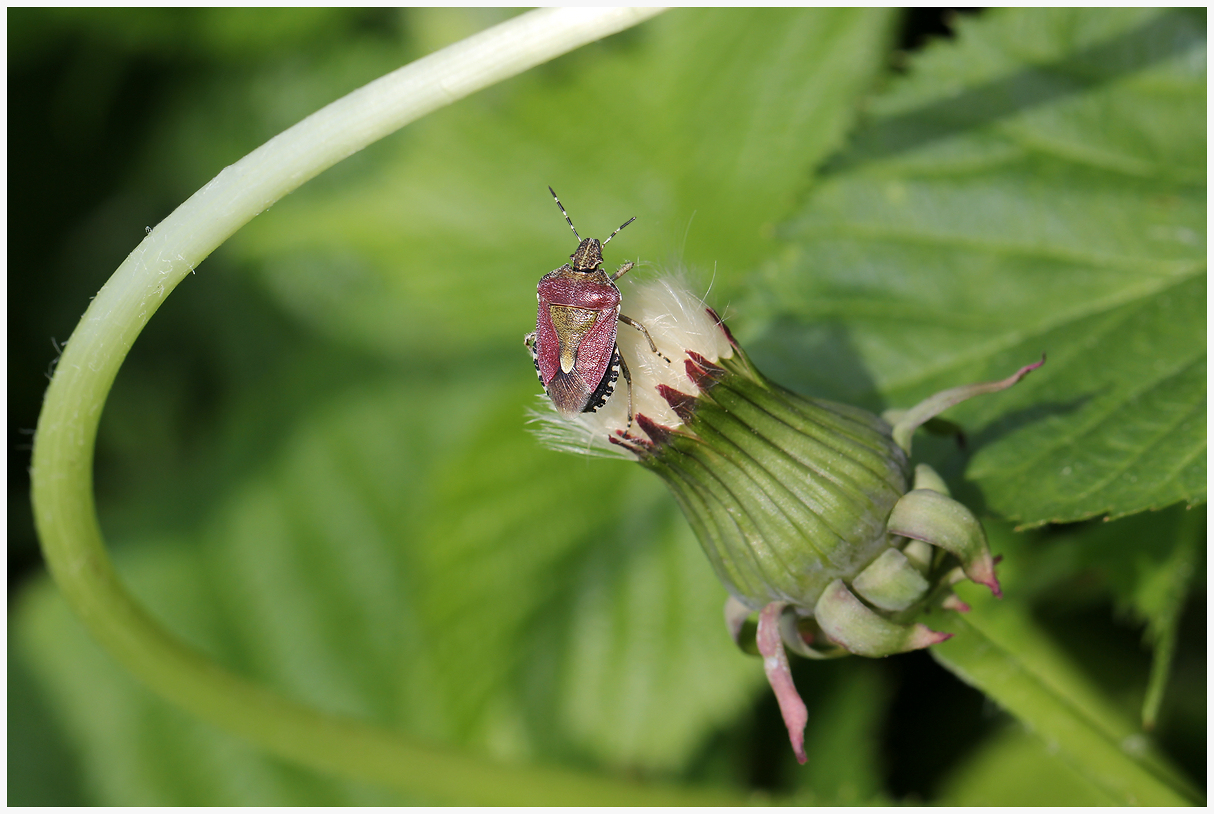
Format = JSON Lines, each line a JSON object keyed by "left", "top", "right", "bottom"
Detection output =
{"left": 978, "top": 554, "right": 1004, "bottom": 598}
{"left": 757, "top": 602, "right": 808, "bottom": 765}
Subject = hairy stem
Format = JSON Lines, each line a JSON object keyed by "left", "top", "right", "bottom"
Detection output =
{"left": 25, "top": 8, "right": 746, "bottom": 805}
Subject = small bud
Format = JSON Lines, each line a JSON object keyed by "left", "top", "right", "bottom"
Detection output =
{"left": 528, "top": 273, "right": 1043, "bottom": 763}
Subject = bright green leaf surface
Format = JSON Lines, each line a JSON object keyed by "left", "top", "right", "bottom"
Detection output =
{"left": 753, "top": 8, "right": 1205, "bottom": 526}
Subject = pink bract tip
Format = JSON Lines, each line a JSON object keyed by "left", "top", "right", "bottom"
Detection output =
{"left": 909, "top": 624, "right": 953, "bottom": 650}
{"left": 942, "top": 595, "right": 972, "bottom": 613}
{"left": 966, "top": 555, "right": 1003, "bottom": 598}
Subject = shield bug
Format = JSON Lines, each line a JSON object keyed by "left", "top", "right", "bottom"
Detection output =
{"left": 525, "top": 187, "right": 669, "bottom": 426}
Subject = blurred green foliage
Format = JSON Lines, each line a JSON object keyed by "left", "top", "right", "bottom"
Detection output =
{"left": 8, "top": 8, "right": 1205, "bottom": 805}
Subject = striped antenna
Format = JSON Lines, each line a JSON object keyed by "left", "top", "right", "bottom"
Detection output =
{"left": 548, "top": 186, "right": 580, "bottom": 242}
{"left": 602, "top": 216, "right": 636, "bottom": 247}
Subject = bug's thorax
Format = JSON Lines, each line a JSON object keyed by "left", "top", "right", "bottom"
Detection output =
{"left": 537, "top": 264, "right": 621, "bottom": 311}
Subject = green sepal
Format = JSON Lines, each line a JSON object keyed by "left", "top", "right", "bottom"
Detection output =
{"left": 888, "top": 489, "right": 1001, "bottom": 597}
{"left": 813, "top": 579, "right": 950, "bottom": 657}
{"left": 890, "top": 358, "right": 1044, "bottom": 453}
{"left": 912, "top": 462, "right": 951, "bottom": 495}
{"left": 851, "top": 547, "right": 931, "bottom": 612}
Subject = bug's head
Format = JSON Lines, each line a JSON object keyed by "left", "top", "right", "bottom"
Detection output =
{"left": 548, "top": 186, "right": 635, "bottom": 274}
{"left": 570, "top": 238, "right": 604, "bottom": 272}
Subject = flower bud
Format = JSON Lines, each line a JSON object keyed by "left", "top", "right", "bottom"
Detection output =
{"left": 529, "top": 274, "right": 1043, "bottom": 764}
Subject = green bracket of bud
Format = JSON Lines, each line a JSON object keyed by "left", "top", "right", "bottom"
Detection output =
{"left": 901, "top": 540, "right": 935, "bottom": 575}
{"left": 912, "top": 462, "right": 951, "bottom": 495}
{"left": 890, "top": 356, "right": 1045, "bottom": 454}
{"left": 888, "top": 489, "right": 1001, "bottom": 597}
{"left": 814, "top": 579, "right": 950, "bottom": 657}
{"left": 851, "top": 547, "right": 931, "bottom": 612}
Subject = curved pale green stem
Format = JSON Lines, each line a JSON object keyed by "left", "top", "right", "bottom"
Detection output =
{"left": 26, "top": 8, "right": 750, "bottom": 805}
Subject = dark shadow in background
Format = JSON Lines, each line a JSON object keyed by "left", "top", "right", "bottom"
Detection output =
{"left": 8, "top": 14, "right": 180, "bottom": 591}
{"left": 7, "top": 8, "right": 405, "bottom": 593}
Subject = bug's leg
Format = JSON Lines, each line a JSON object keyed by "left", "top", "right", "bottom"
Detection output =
{"left": 618, "top": 313, "right": 671, "bottom": 363}
{"left": 610, "top": 260, "right": 635, "bottom": 281}
{"left": 618, "top": 351, "right": 634, "bottom": 430}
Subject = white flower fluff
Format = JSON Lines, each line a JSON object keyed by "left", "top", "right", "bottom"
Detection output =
{"left": 528, "top": 272, "right": 734, "bottom": 458}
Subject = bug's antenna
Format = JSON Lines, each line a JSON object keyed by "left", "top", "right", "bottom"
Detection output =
{"left": 548, "top": 186, "right": 580, "bottom": 242}
{"left": 602, "top": 216, "right": 636, "bottom": 247}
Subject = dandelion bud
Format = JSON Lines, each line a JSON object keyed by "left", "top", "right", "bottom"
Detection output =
{"left": 529, "top": 274, "right": 1043, "bottom": 764}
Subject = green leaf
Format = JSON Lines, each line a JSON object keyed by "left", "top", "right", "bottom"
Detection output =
{"left": 228, "top": 9, "right": 897, "bottom": 356}
{"left": 935, "top": 725, "right": 1118, "bottom": 806}
{"left": 930, "top": 581, "right": 1202, "bottom": 806}
{"left": 981, "top": 506, "right": 1204, "bottom": 728}
{"left": 413, "top": 396, "right": 763, "bottom": 770}
{"left": 966, "top": 275, "right": 1205, "bottom": 525}
{"left": 12, "top": 554, "right": 411, "bottom": 805}
{"left": 754, "top": 8, "right": 1205, "bottom": 525}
